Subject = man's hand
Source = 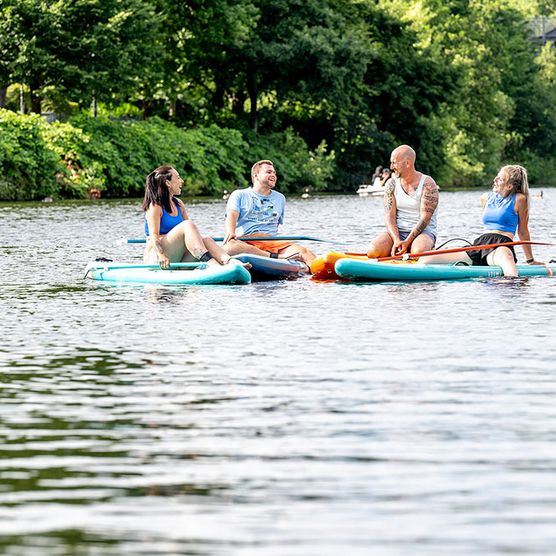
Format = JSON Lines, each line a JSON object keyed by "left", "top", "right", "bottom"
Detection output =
{"left": 223, "top": 232, "right": 237, "bottom": 245}
{"left": 392, "top": 238, "right": 411, "bottom": 256}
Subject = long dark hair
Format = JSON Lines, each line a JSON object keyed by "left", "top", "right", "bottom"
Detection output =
{"left": 142, "top": 165, "right": 178, "bottom": 212}
{"left": 371, "top": 166, "right": 383, "bottom": 181}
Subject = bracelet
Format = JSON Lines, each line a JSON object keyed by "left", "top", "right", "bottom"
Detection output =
{"left": 526, "top": 258, "right": 534, "bottom": 264}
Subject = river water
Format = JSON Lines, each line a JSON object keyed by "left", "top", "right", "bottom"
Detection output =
{"left": 1, "top": 189, "right": 556, "bottom": 555}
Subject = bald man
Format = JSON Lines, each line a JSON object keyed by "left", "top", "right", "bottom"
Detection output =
{"left": 367, "top": 145, "right": 439, "bottom": 258}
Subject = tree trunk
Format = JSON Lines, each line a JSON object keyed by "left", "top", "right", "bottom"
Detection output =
{"left": 141, "top": 99, "right": 151, "bottom": 119}
{"left": 29, "top": 84, "right": 42, "bottom": 114}
{"left": 169, "top": 98, "right": 176, "bottom": 118}
{"left": 0, "top": 85, "right": 7, "bottom": 108}
{"left": 246, "top": 71, "right": 258, "bottom": 132}
{"left": 213, "top": 78, "right": 225, "bottom": 111}
{"left": 232, "top": 90, "right": 246, "bottom": 116}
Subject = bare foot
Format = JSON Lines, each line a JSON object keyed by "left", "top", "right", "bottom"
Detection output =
{"left": 224, "top": 257, "right": 251, "bottom": 269}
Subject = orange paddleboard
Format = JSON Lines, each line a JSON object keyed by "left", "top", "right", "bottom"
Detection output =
{"left": 311, "top": 252, "right": 418, "bottom": 281}
{"left": 311, "top": 252, "right": 368, "bottom": 281}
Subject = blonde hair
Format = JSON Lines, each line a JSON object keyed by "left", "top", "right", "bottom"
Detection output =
{"left": 502, "top": 165, "right": 529, "bottom": 205}
{"left": 251, "top": 160, "right": 274, "bottom": 184}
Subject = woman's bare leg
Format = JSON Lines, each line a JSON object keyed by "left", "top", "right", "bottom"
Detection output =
{"left": 487, "top": 246, "right": 517, "bottom": 277}
{"left": 418, "top": 252, "right": 473, "bottom": 265}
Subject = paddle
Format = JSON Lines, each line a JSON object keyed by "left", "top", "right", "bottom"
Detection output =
{"left": 86, "top": 262, "right": 206, "bottom": 271}
{"left": 83, "top": 261, "right": 207, "bottom": 279}
{"left": 127, "top": 235, "right": 345, "bottom": 244}
{"left": 346, "top": 240, "right": 554, "bottom": 261}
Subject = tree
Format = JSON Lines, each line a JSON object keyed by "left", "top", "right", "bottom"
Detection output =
{"left": 375, "top": 0, "right": 545, "bottom": 185}
{"left": 0, "top": 0, "right": 161, "bottom": 114}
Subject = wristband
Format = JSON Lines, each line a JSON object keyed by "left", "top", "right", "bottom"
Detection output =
{"left": 526, "top": 258, "right": 534, "bottom": 264}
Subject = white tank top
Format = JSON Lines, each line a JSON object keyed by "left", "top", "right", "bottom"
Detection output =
{"left": 395, "top": 174, "right": 437, "bottom": 236}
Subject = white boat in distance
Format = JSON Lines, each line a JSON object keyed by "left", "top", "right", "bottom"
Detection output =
{"left": 356, "top": 183, "right": 385, "bottom": 197}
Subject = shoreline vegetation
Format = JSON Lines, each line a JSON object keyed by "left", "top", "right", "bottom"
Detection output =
{"left": 1, "top": 2, "right": 556, "bottom": 201}
{"left": 1, "top": 107, "right": 554, "bottom": 203}
{"left": 0, "top": 110, "right": 334, "bottom": 201}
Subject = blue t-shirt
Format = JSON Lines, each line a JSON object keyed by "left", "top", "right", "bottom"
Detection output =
{"left": 482, "top": 192, "right": 518, "bottom": 234}
{"left": 226, "top": 188, "right": 285, "bottom": 236}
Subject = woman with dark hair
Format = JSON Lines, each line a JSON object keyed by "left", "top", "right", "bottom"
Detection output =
{"left": 419, "top": 164, "right": 542, "bottom": 276}
{"left": 371, "top": 165, "right": 384, "bottom": 187}
{"left": 143, "top": 165, "right": 234, "bottom": 269}
{"left": 379, "top": 167, "right": 392, "bottom": 187}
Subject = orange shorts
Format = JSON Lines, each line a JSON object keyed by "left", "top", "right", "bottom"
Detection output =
{"left": 242, "top": 235, "right": 293, "bottom": 254}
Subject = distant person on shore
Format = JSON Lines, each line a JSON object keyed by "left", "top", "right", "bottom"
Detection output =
{"left": 222, "top": 160, "right": 316, "bottom": 266}
{"left": 418, "top": 165, "right": 542, "bottom": 277}
{"left": 143, "top": 165, "right": 239, "bottom": 269}
{"left": 379, "top": 168, "right": 391, "bottom": 187}
{"left": 367, "top": 145, "right": 439, "bottom": 258}
{"left": 371, "top": 165, "right": 384, "bottom": 187}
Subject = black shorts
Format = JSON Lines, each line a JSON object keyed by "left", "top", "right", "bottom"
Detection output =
{"left": 468, "top": 233, "right": 517, "bottom": 266}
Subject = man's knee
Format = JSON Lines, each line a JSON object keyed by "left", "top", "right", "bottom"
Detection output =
{"left": 367, "top": 241, "right": 388, "bottom": 258}
{"left": 367, "top": 243, "right": 378, "bottom": 257}
{"left": 410, "top": 234, "right": 434, "bottom": 253}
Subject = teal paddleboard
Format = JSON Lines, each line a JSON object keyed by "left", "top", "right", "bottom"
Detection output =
{"left": 233, "top": 253, "right": 307, "bottom": 280}
{"left": 335, "top": 259, "right": 556, "bottom": 282}
{"left": 86, "top": 261, "right": 251, "bottom": 285}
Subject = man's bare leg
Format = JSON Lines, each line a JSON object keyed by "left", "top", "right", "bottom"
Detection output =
{"left": 367, "top": 232, "right": 394, "bottom": 258}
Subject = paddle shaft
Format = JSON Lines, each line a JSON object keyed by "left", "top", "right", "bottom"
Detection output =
{"left": 128, "top": 235, "right": 343, "bottom": 244}
{"left": 346, "top": 240, "right": 553, "bottom": 261}
{"left": 89, "top": 262, "right": 205, "bottom": 271}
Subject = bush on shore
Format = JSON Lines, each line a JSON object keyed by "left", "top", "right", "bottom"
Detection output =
{"left": 0, "top": 109, "right": 335, "bottom": 201}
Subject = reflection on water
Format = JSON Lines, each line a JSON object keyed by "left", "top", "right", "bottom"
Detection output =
{"left": 1, "top": 192, "right": 556, "bottom": 554}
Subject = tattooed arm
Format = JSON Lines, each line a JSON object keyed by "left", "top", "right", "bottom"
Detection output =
{"left": 405, "top": 178, "right": 439, "bottom": 244}
{"left": 392, "top": 178, "right": 438, "bottom": 255}
{"left": 383, "top": 178, "right": 399, "bottom": 242}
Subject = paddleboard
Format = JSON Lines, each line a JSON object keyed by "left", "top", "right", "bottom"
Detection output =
{"left": 335, "top": 258, "right": 556, "bottom": 282}
{"left": 233, "top": 253, "right": 308, "bottom": 280}
{"left": 85, "top": 261, "right": 251, "bottom": 285}
{"left": 311, "top": 252, "right": 371, "bottom": 281}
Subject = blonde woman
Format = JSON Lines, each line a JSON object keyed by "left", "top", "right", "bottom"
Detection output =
{"left": 419, "top": 165, "right": 542, "bottom": 276}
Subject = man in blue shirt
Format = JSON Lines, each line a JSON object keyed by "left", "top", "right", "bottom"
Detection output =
{"left": 222, "top": 160, "right": 315, "bottom": 265}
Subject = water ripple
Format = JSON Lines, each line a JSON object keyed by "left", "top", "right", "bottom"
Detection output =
{"left": 1, "top": 192, "right": 556, "bottom": 554}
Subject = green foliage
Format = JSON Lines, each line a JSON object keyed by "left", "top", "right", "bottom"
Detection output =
{"left": 0, "top": 111, "right": 333, "bottom": 200}
{"left": 0, "top": 109, "right": 61, "bottom": 200}
{"left": 245, "top": 129, "right": 335, "bottom": 193}
{"left": 510, "top": 42, "right": 556, "bottom": 184}
{"left": 41, "top": 120, "right": 106, "bottom": 198}
{"left": 56, "top": 116, "right": 251, "bottom": 197}
{"left": 0, "top": 0, "right": 161, "bottom": 112}
{"left": 2, "top": 0, "right": 556, "bottom": 192}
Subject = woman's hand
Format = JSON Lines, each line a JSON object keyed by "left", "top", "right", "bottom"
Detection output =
{"left": 158, "top": 253, "right": 170, "bottom": 269}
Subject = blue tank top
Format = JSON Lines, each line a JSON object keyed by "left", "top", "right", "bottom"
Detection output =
{"left": 482, "top": 192, "right": 518, "bottom": 234}
{"left": 144, "top": 203, "right": 184, "bottom": 236}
